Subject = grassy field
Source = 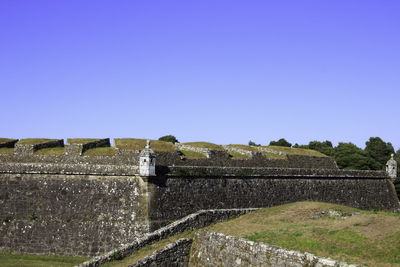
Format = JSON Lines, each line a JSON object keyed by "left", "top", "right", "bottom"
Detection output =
{"left": 114, "top": 138, "right": 175, "bottom": 152}
{"left": 0, "top": 253, "right": 89, "bottom": 267}
{"left": 182, "top": 142, "right": 223, "bottom": 150}
{"left": 264, "top": 145, "right": 328, "bottom": 157}
{"left": 17, "top": 139, "right": 58, "bottom": 145}
{"left": 207, "top": 201, "right": 400, "bottom": 266}
{"left": 66, "top": 138, "right": 100, "bottom": 144}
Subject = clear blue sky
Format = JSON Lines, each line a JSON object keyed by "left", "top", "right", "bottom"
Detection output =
{"left": 1, "top": 1, "right": 399, "bottom": 149}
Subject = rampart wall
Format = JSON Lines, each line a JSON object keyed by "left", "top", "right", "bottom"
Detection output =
{"left": 0, "top": 173, "right": 149, "bottom": 256}
{"left": 0, "top": 154, "right": 398, "bottom": 257}
{"left": 147, "top": 167, "right": 399, "bottom": 229}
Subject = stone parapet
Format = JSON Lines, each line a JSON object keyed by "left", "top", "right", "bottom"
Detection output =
{"left": 175, "top": 143, "right": 210, "bottom": 157}
{"left": 66, "top": 138, "right": 110, "bottom": 156}
{"left": 14, "top": 139, "right": 64, "bottom": 155}
{"left": 222, "top": 145, "right": 254, "bottom": 157}
{"left": 0, "top": 139, "right": 18, "bottom": 148}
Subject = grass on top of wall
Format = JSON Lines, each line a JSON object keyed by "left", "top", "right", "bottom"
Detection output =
{"left": 0, "top": 147, "right": 14, "bottom": 154}
{"left": 180, "top": 150, "right": 207, "bottom": 159}
{"left": 207, "top": 201, "right": 400, "bottom": 267}
{"left": 82, "top": 147, "right": 116, "bottom": 156}
{"left": 0, "top": 138, "right": 16, "bottom": 144}
{"left": 114, "top": 138, "right": 175, "bottom": 152}
{"left": 0, "top": 252, "right": 89, "bottom": 267}
{"left": 67, "top": 138, "right": 101, "bottom": 144}
{"left": 34, "top": 147, "right": 66, "bottom": 156}
{"left": 182, "top": 142, "right": 223, "bottom": 150}
{"left": 265, "top": 146, "right": 328, "bottom": 157}
{"left": 17, "top": 139, "right": 58, "bottom": 145}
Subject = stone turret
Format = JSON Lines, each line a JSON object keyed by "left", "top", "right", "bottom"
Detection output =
{"left": 139, "top": 140, "right": 156, "bottom": 176}
{"left": 386, "top": 154, "right": 397, "bottom": 181}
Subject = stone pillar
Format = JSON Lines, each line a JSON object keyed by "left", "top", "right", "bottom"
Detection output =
{"left": 386, "top": 154, "right": 397, "bottom": 181}
{"left": 139, "top": 140, "right": 156, "bottom": 176}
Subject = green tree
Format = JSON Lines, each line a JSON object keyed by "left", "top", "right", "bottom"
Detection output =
{"left": 308, "top": 140, "right": 334, "bottom": 156}
{"left": 365, "top": 137, "right": 394, "bottom": 170}
{"left": 158, "top": 135, "right": 179, "bottom": 144}
{"left": 248, "top": 140, "right": 260, "bottom": 146}
{"left": 333, "top": 142, "right": 380, "bottom": 170}
{"left": 269, "top": 138, "right": 292, "bottom": 147}
{"left": 292, "top": 143, "right": 308, "bottom": 149}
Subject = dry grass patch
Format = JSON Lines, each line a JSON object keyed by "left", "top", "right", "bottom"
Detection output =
{"left": 114, "top": 138, "right": 175, "bottom": 152}
{"left": 183, "top": 142, "right": 223, "bottom": 150}
{"left": 83, "top": 147, "right": 116, "bottom": 156}
{"left": 207, "top": 201, "right": 400, "bottom": 266}
{"left": 264, "top": 146, "right": 328, "bottom": 157}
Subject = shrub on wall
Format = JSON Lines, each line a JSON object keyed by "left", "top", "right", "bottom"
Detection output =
{"left": 158, "top": 135, "right": 179, "bottom": 144}
{"left": 269, "top": 138, "right": 292, "bottom": 147}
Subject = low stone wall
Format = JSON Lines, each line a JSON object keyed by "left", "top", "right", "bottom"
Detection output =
{"left": 66, "top": 139, "right": 110, "bottom": 156}
{"left": 14, "top": 139, "right": 64, "bottom": 155}
{"left": 175, "top": 143, "right": 210, "bottom": 155}
{"left": 77, "top": 208, "right": 256, "bottom": 266}
{"left": 222, "top": 145, "right": 254, "bottom": 157}
{"left": 128, "top": 238, "right": 193, "bottom": 267}
{"left": 0, "top": 139, "right": 18, "bottom": 148}
{"left": 190, "top": 231, "right": 358, "bottom": 267}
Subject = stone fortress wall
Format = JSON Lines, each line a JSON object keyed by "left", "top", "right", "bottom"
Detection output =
{"left": 0, "top": 137, "right": 399, "bottom": 257}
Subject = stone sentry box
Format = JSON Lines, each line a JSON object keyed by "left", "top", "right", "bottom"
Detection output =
{"left": 139, "top": 140, "right": 156, "bottom": 176}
